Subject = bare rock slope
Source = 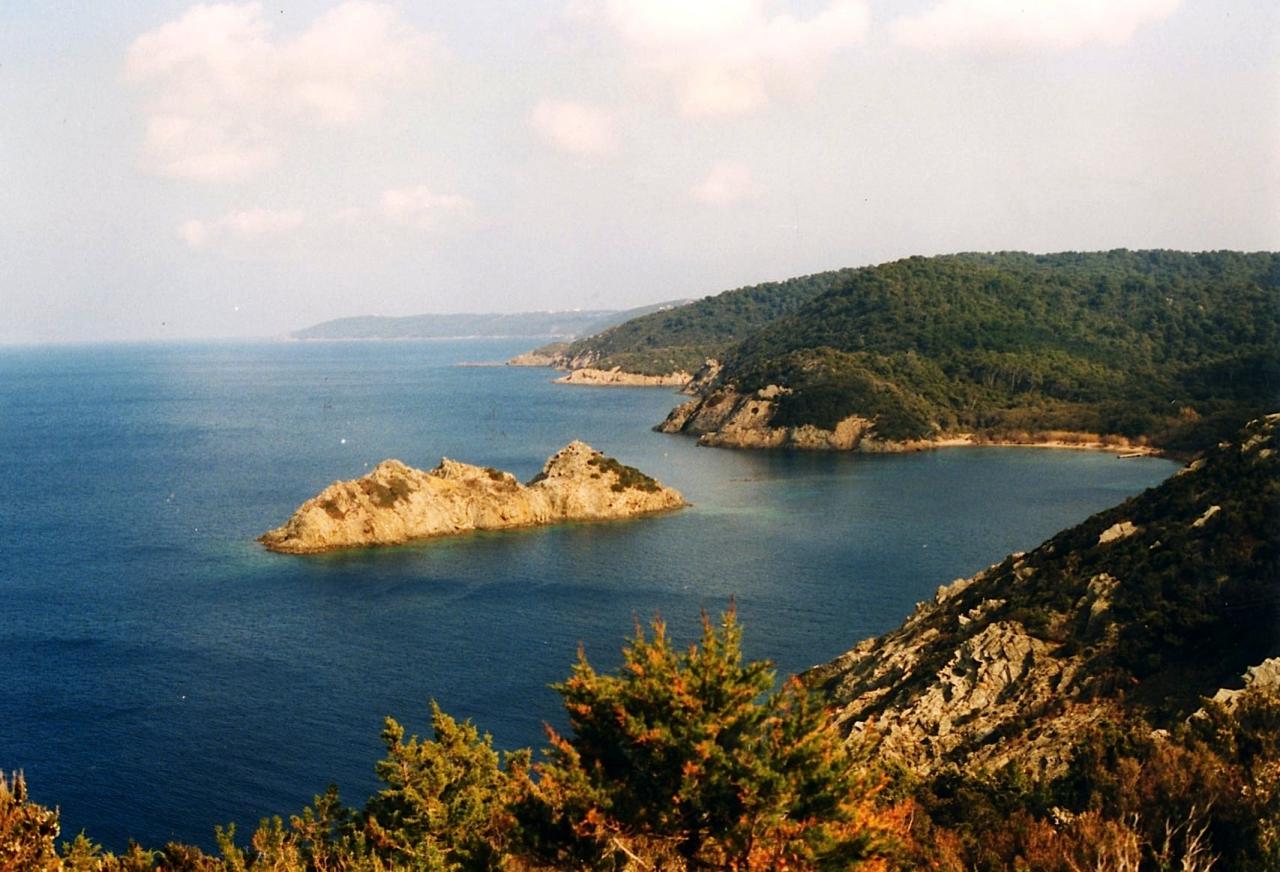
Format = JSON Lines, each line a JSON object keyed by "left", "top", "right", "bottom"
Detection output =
{"left": 554, "top": 367, "right": 692, "bottom": 388}
{"left": 260, "top": 442, "right": 686, "bottom": 554}
{"left": 807, "top": 413, "right": 1280, "bottom": 776}
{"left": 658, "top": 386, "right": 894, "bottom": 451}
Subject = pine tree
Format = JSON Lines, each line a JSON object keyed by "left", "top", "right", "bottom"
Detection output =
{"left": 519, "top": 609, "right": 892, "bottom": 870}
{"left": 0, "top": 771, "right": 62, "bottom": 872}
{"left": 363, "top": 701, "right": 527, "bottom": 871}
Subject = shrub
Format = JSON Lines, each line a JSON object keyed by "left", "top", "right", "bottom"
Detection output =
{"left": 586, "top": 454, "right": 661, "bottom": 493}
{"left": 515, "top": 610, "right": 896, "bottom": 870}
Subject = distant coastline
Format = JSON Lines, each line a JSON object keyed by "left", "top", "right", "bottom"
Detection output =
{"left": 289, "top": 302, "right": 689, "bottom": 343}
{"left": 287, "top": 333, "right": 583, "bottom": 343}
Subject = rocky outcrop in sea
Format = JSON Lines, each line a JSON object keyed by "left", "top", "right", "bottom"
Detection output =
{"left": 259, "top": 441, "right": 686, "bottom": 554}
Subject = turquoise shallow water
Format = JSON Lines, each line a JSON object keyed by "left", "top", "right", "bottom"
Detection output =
{"left": 0, "top": 339, "right": 1177, "bottom": 849}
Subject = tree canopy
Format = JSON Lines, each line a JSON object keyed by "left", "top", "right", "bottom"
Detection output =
{"left": 714, "top": 250, "right": 1279, "bottom": 447}
{"left": 552, "top": 271, "right": 848, "bottom": 375}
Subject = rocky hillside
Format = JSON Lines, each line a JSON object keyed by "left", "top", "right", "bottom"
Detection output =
{"left": 659, "top": 385, "right": 927, "bottom": 451}
{"left": 807, "top": 413, "right": 1280, "bottom": 777}
{"left": 259, "top": 442, "right": 685, "bottom": 553}
{"left": 662, "top": 250, "right": 1280, "bottom": 452}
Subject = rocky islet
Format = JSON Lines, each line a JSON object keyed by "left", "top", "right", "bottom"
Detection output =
{"left": 259, "top": 441, "right": 686, "bottom": 554}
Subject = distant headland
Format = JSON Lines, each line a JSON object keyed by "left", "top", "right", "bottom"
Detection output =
{"left": 289, "top": 301, "right": 690, "bottom": 342}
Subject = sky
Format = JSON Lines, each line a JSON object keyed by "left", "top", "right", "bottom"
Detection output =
{"left": 1, "top": 1, "right": 1277, "bottom": 343}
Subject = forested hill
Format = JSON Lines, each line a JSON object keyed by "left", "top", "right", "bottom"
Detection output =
{"left": 696, "top": 250, "right": 1279, "bottom": 450}
{"left": 539, "top": 270, "right": 853, "bottom": 375}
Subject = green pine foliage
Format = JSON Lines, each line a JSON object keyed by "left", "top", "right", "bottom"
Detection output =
{"left": 714, "top": 250, "right": 1279, "bottom": 448}
{"left": 8, "top": 413, "right": 1276, "bottom": 869}
{"left": 364, "top": 703, "right": 528, "bottom": 870}
{"left": 518, "top": 611, "right": 889, "bottom": 869}
{"left": 557, "top": 271, "right": 848, "bottom": 374}
{"left": 585, "top": 455, "right": 661, "bottom": 493}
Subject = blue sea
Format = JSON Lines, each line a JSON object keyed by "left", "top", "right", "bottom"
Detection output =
{"left": 0, "top": 339, "right": 1177, "bottom": 850}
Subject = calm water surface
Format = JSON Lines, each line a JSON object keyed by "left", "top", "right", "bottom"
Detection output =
{"left": 0, "top": 339, "right": 1177, "bottom": 848}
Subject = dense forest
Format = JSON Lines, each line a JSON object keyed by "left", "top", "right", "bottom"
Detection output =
{"left": 544, "top": 271, "right": 853, "bottom": 374}
{"left": 6, "top": 416, "right": 1278, "bottom": 870}
{"left": 708, "top": 250, "right": 1280, "bottom": 448}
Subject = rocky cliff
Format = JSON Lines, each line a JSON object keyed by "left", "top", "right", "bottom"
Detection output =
{"left": 657, "top": 385, "right": 918, "bottom": 451}
{"left": 807, "top": 413, "right": 1280, "bottom": 777}
{"left": 259, "top": 442, "right": 686, "bottom": 553}
{"left": 659, "top": 384, "right": 1162, "bottom": 454}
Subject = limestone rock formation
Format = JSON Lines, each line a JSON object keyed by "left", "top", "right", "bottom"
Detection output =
{"left": 553, "top": 367, "right": 691, "bottom": 388}
{"left": 259, "top": 442, "right": 686, "bottom": 554}
{"left": 681, "top": 359, "right": 723, "bottom": 395}
{"left": 1200, "top": 657, "right": 1280, "bottom": 714}
{"left": 656, "top": 386, "right": 910, "bottom": 451}
{"left": 506, "top": 347, "right": 568, "bottom": 367}
{"left": 807, "top": 555, "right": 1103, "bottom": 775}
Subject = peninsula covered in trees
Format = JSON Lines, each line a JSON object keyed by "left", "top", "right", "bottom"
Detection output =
{"left": 517, "top": 271, "right": 849, "bottom": 376}
{"left": 709, "top": 251, "right": 1277, "bottom": 449}
{"left": 528, "top": 250, "right": 1277, "bottom": 453}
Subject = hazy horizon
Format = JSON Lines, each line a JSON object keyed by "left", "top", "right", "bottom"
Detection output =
{"left": 4, "top": 1, "right": 1278, "bottom": 344}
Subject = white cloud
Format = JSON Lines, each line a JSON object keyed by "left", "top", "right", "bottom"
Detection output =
{"left": 181, "top": 185, "right": 473, "bottom": 248}
{"left": 581, "top": 0, "right": 870, "bottom": 117}
{"left": 893, "top": 0, "right": 1181, "bottom": 53}
{"left": 378, "top": 185, "right": 476, "bottom": 229}
{"left": 125, "top": 2, "right": 436, "bottom": 181}
{"left": 530, "top": 99, "right": 618, "bottom": 156}
{"left": 178, "top": 208, "right": 307, "bottom": 248}
{"left": 691, "top": 161, "right": 764, "bottom": 206}
{"left": 177, "top": 219, "right": 212, "bottom": 248}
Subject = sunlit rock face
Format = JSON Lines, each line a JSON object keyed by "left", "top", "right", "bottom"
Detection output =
{"left": 259, "top": 441, "right": 686, "bottom": 554}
